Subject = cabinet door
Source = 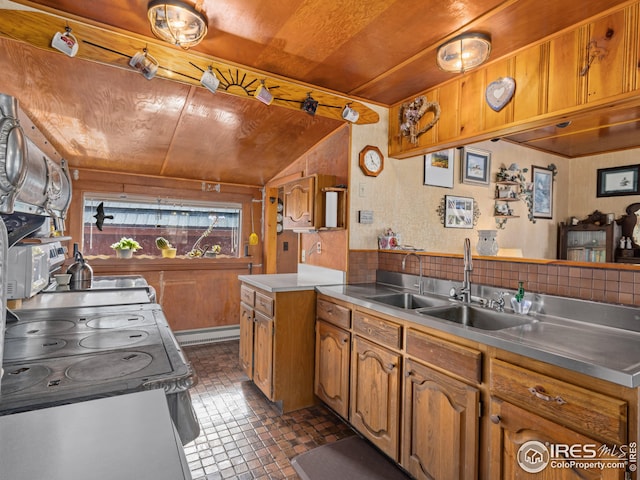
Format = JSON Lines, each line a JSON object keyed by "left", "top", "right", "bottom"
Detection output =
{"left": 350, "top": 335, "right": 401, "bottom": 461}
{"left": 253, "top": 311, "right": 274, "bottom": 400}
{"left": 239, "top": 302, "right": 254, "bottom": 378}
{"left": 315, "top": 320, "right": 350, "bottom": 419}
{"left": 585, "top": 9, "right": 628, "bottom": 104}
{"left": 283, "top": 176, "right": 314, "bottom": 229}
{"left": 402, "top": 359, "right": 479, "bottom": 480}
{"left": 489, "top": 398, "right": 625, "bottom": 480}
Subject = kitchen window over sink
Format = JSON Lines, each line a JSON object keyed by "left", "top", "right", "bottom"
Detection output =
{"left": 82, "top": 193, "right": 242, "bottom": 258}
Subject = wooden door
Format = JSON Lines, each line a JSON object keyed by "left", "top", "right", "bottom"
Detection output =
{"left": 350, "top": 335, "right": 401, "bottom": 461}
{"left": 402, "top": 359, "right": 479, "bottom": 480}
{"left": 315, "top": 320, "right": 350, "bottom": 419}
{"left": 489, "top": 398, "right": 625, "bottom": 480}
{"left": 239, "top": 302, "right": 254, "bottom": 378}
{"left": 282, "top": 176, "right": 314, "bottom": 229}
{"left": 253, "top": 311, "right": 274, "bottom": 400}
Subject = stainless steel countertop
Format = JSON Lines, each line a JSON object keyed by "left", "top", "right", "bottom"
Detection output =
{"left": 316, "top": 283, "right": 640, "bottom": 388}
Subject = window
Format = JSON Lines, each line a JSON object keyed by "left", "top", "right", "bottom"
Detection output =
{"left": 82, "top": 194, "right": 242, "bottom": 257}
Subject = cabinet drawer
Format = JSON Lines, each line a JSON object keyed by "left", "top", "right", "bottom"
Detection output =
{"left": 353, "top": 311, "right": 401, "bottom": 349}
{"left": 490, "top": 358, "right": 627, "bottom": 444}
{"left": 406, "top": 328, "right": 481, "bottom": 384}
{"left": 240, "top": 284, "right": 255, "bottom": 306}
{"left": 254, "top": 291, "right": 274, "bottom": 317}
{"left": 317, "top": 299, "right": 351, "bottom": 329}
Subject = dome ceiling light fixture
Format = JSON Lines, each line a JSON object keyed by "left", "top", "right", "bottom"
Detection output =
{"left": 147, "top": 0, "right": 208, "bottom": 49}
{"left": 436, "top": 32, "right": 492, "bottom": 73}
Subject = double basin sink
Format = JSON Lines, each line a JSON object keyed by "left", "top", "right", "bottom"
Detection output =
{"left": 365, "top": 292, "right": 534, "bottom": 331}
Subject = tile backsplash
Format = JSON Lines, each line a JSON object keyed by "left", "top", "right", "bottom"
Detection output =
{"left": 348, "top": 250, "right": 640, "bottom": 307}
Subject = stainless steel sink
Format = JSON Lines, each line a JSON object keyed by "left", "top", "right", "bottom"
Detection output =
{"left": 416, "top": 304, "right": 535, "bottom": 330}
{"left": 366, "top": 292, "right": 450, "bottom": 309}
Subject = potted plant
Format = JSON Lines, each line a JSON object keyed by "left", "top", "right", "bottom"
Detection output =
{"left": 111, "top": 237, "right": 142, "bottom": 259}
{"left": 204, "top": 244, "right": 221, "bottom": 258}
{"left": 156, "top": 237, "right": 177, "bottom": 258}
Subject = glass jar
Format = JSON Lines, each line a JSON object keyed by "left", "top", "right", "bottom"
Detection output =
{"left": 477, "top": 230, "right": 498, "bottom": 256}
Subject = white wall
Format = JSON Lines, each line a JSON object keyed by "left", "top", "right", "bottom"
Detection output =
{"left": 349, "top": 106, "right": 639, "bottom": 259}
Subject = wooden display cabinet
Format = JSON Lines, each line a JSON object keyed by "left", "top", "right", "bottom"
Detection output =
{"left": 557, "top": 222, "right": 617, "bottom": 263}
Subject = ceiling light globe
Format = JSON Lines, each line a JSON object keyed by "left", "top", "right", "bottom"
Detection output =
{"left": 147, "top": 0, "right": 208, "bottom": 49}
{"left": 436, "top": 33, "right": 491, "bottom": 73}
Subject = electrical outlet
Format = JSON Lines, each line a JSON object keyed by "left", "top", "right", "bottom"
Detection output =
{"left": 301, "top": 249, "right": 306, "bottom": 262}
{"left": 317, "top": 241, "right": 322, "bottom": 254}
{"left": 359, "top": 182, "right": 366, "bottom": 197}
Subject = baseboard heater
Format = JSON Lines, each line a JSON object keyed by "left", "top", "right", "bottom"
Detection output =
{"left": 174, "top": 325, "right": 240, "bottom": 346}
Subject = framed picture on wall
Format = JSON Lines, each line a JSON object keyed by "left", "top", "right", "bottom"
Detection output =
{"left": 532, "top": 165, "right": 554, "bottom": 219}
{"left": 444, "top": 195, "right": 475, "bottom": 228}
{"left": 596, "top": 164, "right": 640, "bottom": 197}
{"left": 424, "top": 149, "right": 455, "bottom": 188}
{"left": 461, "top": 147, "right": 491, "bottom": 185}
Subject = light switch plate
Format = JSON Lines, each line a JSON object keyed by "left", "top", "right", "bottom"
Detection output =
{"left": 358, "top": 210, "right": 374, "bottom": 223}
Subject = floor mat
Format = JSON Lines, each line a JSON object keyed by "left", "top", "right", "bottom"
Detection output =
{"left": 291, "top": 436, "right": 412, "bottom": 480}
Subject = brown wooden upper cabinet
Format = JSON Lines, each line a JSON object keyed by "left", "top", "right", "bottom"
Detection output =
{"left": 388, "top": 1, "right": 640, "bottom": 158}
{"left": 282, "top": 174, "right": 343, "bottom": 231}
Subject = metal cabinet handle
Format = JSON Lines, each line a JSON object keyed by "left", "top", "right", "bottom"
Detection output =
{"left": 387, "top": 363, "right": 396, "bottom": 371}
{"left": 528, "top": 385, "right": 567, "bottom": 405}
{"left": 490, "top": 415, "right": 501, "bottom": 424}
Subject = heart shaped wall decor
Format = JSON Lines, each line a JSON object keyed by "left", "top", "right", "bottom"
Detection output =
{"left": 485, "top": 77, "right": 516, "bottom": 112}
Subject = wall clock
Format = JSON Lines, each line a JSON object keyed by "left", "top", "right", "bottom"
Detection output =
{"left": 359, "top": 145, "right": 384, "bottom": 177}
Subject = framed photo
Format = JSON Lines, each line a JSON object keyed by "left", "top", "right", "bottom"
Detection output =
{"left": 532, "top": 166, "right": 554, "bottom": 219}
{"left": 597, "top": 164, "right": 640, "bottom": 197}
{"left": 424, "top": 149, "right": 455, "bottom": 188}
{"left": 444, "top": 195, "right": 475, "bottom": 229}
{"left": 461, "top": 147, "right": 491, "bottom": 185}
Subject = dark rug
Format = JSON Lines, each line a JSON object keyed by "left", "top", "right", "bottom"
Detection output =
{"left": 291, "top": 436, "right": 412, "bottom": 480}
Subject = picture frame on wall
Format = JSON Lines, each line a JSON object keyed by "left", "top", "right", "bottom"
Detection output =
{"left": 596, "top": 164, "right": 640, "bottom": 197}
{"left": 444, "top": 195, "right": 475, "bottom": 228}
{"left": 532, "top": 165, "right": 554, "bottom": 219}
{"left": 424, "top": 149, "right": 455, "bottom": 188}
{"left": 461, "top": 147, "right": 491, "bottom": 185}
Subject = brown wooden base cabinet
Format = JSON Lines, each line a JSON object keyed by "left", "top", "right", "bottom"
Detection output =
{"left": 350, "top": 334, "right": 402, "bottom": 461}
{"left": 314, "top": 320, "right": 350, "bottom": 419}
{"left": 314, "top": 293, "right": 638, "bottom": 480}
{"left": 403, "top": 358, "right": 479, "bottom": 480}
{"left": 239, "top": 282, "right": 316, "bottom": 413}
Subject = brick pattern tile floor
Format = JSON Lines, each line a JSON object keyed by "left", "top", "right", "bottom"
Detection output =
{"left": 183, "top": 341, "right": 355, "bottom": 480}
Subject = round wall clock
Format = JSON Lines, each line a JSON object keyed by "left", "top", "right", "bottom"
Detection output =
{"left": 359, "top": 145, "right": 384, "bottom": 177}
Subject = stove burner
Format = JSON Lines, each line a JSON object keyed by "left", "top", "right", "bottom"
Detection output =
{"left": 4, "top": 338, "right": 67, "bottom": 361}
{"left": 85, "top": 314, "right": 146, "bottom": 329}
{"left": 79, "top": 330, "right": 149, "bottom": 349}
{"left": 1, "top": 365, "right": 52, "bottom": 394}
{"left": 6, "top": 320, "right": 75, "bottom": 337}
{"left": 65, "top": 351, "right": 153, "bottom": 381}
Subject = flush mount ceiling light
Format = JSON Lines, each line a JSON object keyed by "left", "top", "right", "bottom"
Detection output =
{"left": 147, "top": 0, "right": 208, "bottom": 49}
{"left": 436, "top": 32, "right": 491, "bottom": 73}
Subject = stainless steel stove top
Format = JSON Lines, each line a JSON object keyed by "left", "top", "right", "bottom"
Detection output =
{"left": 0, "top": 302, "right": 198, "bottom": 443}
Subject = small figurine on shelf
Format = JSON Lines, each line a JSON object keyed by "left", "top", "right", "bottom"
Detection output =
{"left": 620, "top": 236, "right": 627, "bottom": 249}
{"left": 626, "top": 237, "right": 633, "bottom": 250}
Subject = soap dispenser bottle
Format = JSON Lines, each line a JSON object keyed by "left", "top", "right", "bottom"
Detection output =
{"left": 515, "top": 281, "right": 525, "bottom": 303}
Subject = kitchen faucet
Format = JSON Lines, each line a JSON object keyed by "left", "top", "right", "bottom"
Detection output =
{"left": 402, "top": 252, "right": 424, "bottom": 294}
{"left": 461, "top": 238, "right": 472, "bottom": 303}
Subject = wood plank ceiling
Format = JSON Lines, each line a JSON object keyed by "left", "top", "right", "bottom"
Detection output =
{"left": 0, "top": 0, "right": 633, "bottom": 185}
